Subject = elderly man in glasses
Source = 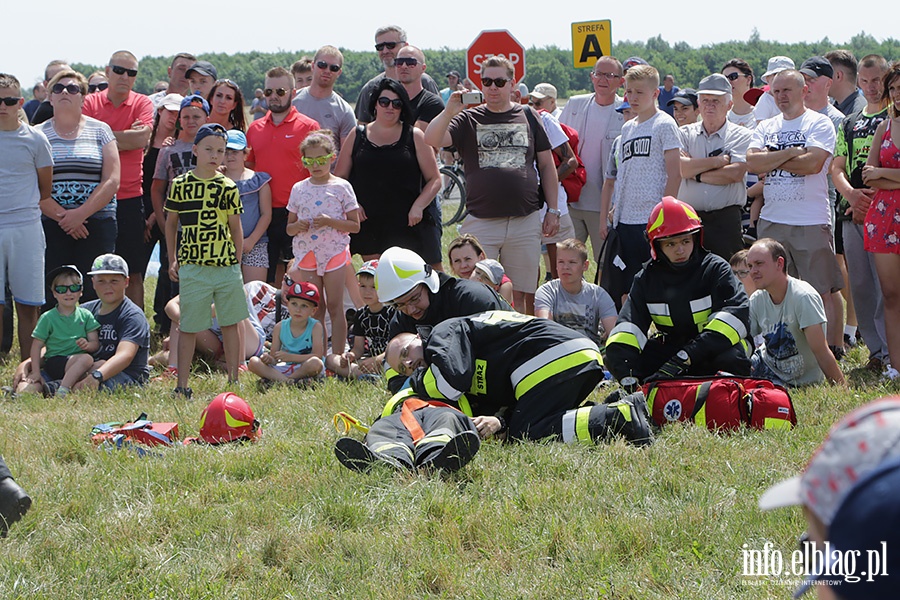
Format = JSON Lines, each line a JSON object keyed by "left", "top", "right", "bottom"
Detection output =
{"left": 245, "top": 66, "right": 320, "bottom": 285}
{"left": 425, "top": 56, "right": 560, "bottom": 315}
{"left": 558, "top": 57, "right": 626, "bottom": 262}
{"left": 354, "top": 25, "right": 440, "bottom": 123}
{"left": 83, "top": 50, "right": 154, "bottom": 308}
{"left": 291, "top": 45, "right": 355, "bottom": 155}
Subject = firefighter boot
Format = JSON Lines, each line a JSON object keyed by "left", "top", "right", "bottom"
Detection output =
{"left": 422, "top": 431, "right": 480, "bottom": 473}
{"left": 334, "top": 438, "right": 406, "bottom": 472}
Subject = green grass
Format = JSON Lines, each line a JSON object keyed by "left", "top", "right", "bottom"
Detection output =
{"left": 0, "top": 228, "right": 890, "bottom": 598}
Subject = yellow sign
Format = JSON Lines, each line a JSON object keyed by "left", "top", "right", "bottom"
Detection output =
{"left": 571, "top": 20, "right": 612, "bottom": 69}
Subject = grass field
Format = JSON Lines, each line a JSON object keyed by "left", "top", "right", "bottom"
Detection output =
{"left": 0, "top": 223, "right": 892, "bottom": 599}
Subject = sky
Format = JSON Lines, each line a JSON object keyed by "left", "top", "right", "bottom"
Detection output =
{"left": 7, "top": 2, "right": 896, "bottom": 86}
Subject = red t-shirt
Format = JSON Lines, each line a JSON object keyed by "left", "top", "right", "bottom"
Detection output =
{"left": 82, "top": 90, "right": 154, "bottom": 199}
{"left": 246, "top": 107, "right": 320, "bottom": 209}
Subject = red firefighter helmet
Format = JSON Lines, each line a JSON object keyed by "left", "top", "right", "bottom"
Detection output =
{"left": 646, "top": 196, "right": 704, "bottom": 260}
{"left": 199, "top": 392, "right": 260, "bottom": 444}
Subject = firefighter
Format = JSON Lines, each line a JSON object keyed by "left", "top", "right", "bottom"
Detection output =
{"left": 376, "top": 311, "right": 649, "bottom": 448}
{"left": 605, "top": 197, "right": 751, "bottom": 383}
{"left": 375, "top": 246, "right": 508, "bottom": 392}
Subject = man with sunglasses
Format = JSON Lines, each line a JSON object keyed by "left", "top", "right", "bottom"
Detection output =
{"left": 291, "top": 45, "right": 355, "bottom": 154}
{"left": 395, "top": 46, "right": 444, "bottom": 130}
{"left": 425, "top": 55, "right": 560, "bottom": 315}
{"left": 559, "top": 57, "right": 626, "bottom": 262}
{"left": 83, "top": 50, "right": 154, "bottom": 309}
{"left": 354, "top": 25, "right": 440, "bottom": 123}
{"left": 246, "top": 66, "right": 320, "bottom": 284}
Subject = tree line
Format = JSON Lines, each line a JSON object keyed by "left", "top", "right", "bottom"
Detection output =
{"left": 71, "top": 30, "right": 900, "bottom": 102}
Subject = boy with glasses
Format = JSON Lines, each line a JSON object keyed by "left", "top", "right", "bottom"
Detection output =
{"left": 18, "top": 265, "right": 100, "bottom": 397}
{"left": 0, "top": 73, "right": 53, "bottom": 361}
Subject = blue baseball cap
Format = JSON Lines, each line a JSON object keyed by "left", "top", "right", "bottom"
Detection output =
{"left": 180, "top": 94, "right": 210, "bottom": 115}
{"left": 194, "top": 123, "right": 228, "bottom": 145}
{"left": 226, "top": 129, "right": 247, "bottom": 150}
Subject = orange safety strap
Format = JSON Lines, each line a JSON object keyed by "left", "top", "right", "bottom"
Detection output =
{"left": 398, "top": 398, "right": 461, "bottom": 443}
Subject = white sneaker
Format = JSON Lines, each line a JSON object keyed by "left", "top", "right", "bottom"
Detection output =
{"left": 883, "top": 366, "right": 900, "bottom": 381}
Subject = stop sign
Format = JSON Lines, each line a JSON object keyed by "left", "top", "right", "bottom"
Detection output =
{"left": 467, "top": 30, "right": 526, "bottom": 88}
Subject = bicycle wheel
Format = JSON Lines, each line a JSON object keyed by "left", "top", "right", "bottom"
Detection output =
{"left": 440, "top": 166, "right": 467, "bottom": 227}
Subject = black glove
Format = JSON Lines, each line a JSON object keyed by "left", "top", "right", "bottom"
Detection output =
{"left": 644, "top": 350, "right": 691, "bottom": 383}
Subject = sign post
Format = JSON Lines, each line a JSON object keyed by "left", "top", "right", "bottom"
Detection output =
{"left": 571, "top": 20, "right": 612, "bottom": 69}
{"left": 467, "top": 30, "right": 526, "bottom": 88}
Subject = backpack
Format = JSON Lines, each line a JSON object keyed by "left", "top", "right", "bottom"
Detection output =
{"left": 643, "top": 376, "right": 796, "bottom": 431}
{"left": 537, "top": 109, "right": 587, "bottom": 203}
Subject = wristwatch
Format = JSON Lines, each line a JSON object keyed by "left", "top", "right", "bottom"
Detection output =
{"left": 91, "top": 370, "right": 104, "bottom": 383}
{"left": 676, "top": 350, "right": 691, "bottom": 366}
{"left": 546, "top": 208, "right": 561, "bottom": 216}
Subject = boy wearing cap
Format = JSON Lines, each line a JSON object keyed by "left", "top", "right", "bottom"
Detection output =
{"left": 165, "top": 123, "right": 246, "bottom": 397}
{"left": 667, "top": 88, "right": 699, "bottom": 127}
{"left": 186, "top": 61, "right": 217, "bottom": 100}
{"left": 326, "top": 260, "right": 396, "bottom": 380}
{"left": 76, "top": 253, "right": 150, "bottom": 390}
{"left": 0, "top": 73, "right": 53, "bottom": 361}
{"left": 470, "top": 259, "right": 514, "bottom": 307}
{"left": 18, "top": 266, "right": 100, "bottom": 397}
{"left": 535, "top": 238, "right": 617, "bottom": 346}
{"left": 249, "top": 280, "right": 324, "bottom": 385}
{"left": 759, "top": 398, "right": 900, "bottom": 598}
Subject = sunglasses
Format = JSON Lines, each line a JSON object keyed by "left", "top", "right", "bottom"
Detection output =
{"left": 377, "top": 96, "right": 403, "bottom": 109}
{"left": 53, "top": 284, "right": 83, "bottom": 294}
{"left": 264, "top": 88, "right": 289, "bottom": 97}
{"left": 301, "top": 153, "right": 334, "bottom": 167}
{"left": 109, "top": 65, "right": 138, "bottom": 77}
{"left": 724, "top": 72, "right": 747, "bottom": 81}
{"left": 88, "top": 82, "right": 109, "bottom": 93}
{"left": 375, "top": 41, "right": 399, "bottom": 51}
{"left": 0, "top": 97, "right": 21, "bottom": 106}
{"left": 394, "top": 57, "right": 419, "bottom": 67}
{"left": 316, "top": 61, "right": 341, "bottom": 73}
{"left": 51, "top": 83, "right": 82, "bottom": 95}
{"left": 481, "top": 77, "right": 510, "bottom": 88}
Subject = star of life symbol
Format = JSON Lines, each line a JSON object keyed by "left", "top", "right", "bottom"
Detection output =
{"left": 664, "top": 399, "right": 683, "bottom": 421}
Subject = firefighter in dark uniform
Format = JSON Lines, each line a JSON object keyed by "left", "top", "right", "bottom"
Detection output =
{"left": 375, "top": 246, "right": 508, "bottom": 393}
{"left": 334, "top": 311, "right": 651, "bottom": 473}
{"left": 605, "top": 197, "right": 751, "bottom": 383}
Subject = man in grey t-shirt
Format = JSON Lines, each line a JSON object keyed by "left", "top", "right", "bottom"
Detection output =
{"left": 291, "top": 45, "right": 356, "bottom": 154}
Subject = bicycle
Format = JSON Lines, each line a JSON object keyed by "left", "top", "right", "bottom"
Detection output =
{"left": 439, "top": 155, "right": 467, "bottom": 227}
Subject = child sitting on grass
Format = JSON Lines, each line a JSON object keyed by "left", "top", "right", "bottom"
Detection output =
{"left": 470, "top": 259, "right": 515, "bottom": 307}
{"left": 18, "top": 265, "right": 100, "bottom": 397}
{"left": 325, "top": 260, "right": 396, "bottom": 380}
{"left": 248, "top": 281, "right": 324, "bottom": 386}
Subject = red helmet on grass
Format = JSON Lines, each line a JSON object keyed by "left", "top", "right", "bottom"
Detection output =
{"left": 199, "top": 393, "right": 260, "bottom": 444}
{"left": 646, "top": 196, "right": 703, "bottom": 260}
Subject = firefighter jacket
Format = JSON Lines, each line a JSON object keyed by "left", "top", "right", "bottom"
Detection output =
{"left": 605, "top": 249, "right": 750, "bottom": 378}
{"left": 407, "top": 311, "right": 603, "bottom": 418}
{"left": 385, "top": 273, "right": 509, "bottom": 393}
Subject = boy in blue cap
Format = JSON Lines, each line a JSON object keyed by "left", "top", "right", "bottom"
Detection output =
{"left": 165, "top": 123, "right": 246, "bottom": 398}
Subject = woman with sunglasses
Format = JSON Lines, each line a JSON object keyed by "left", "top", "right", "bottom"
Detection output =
{"left": 37, "top": 69, "right": 120, "bottom": 303}
{"left": 722, "top": 59, "right": 757, "bottom": 129}
{"left": 206, "top": 79, "right": 248, "bottom": 132}
{"left": 87, "top": 72, "right": 108, "bottom": 95}
{"left": 335, "top": 78, "right": 441, "bottom": 262}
